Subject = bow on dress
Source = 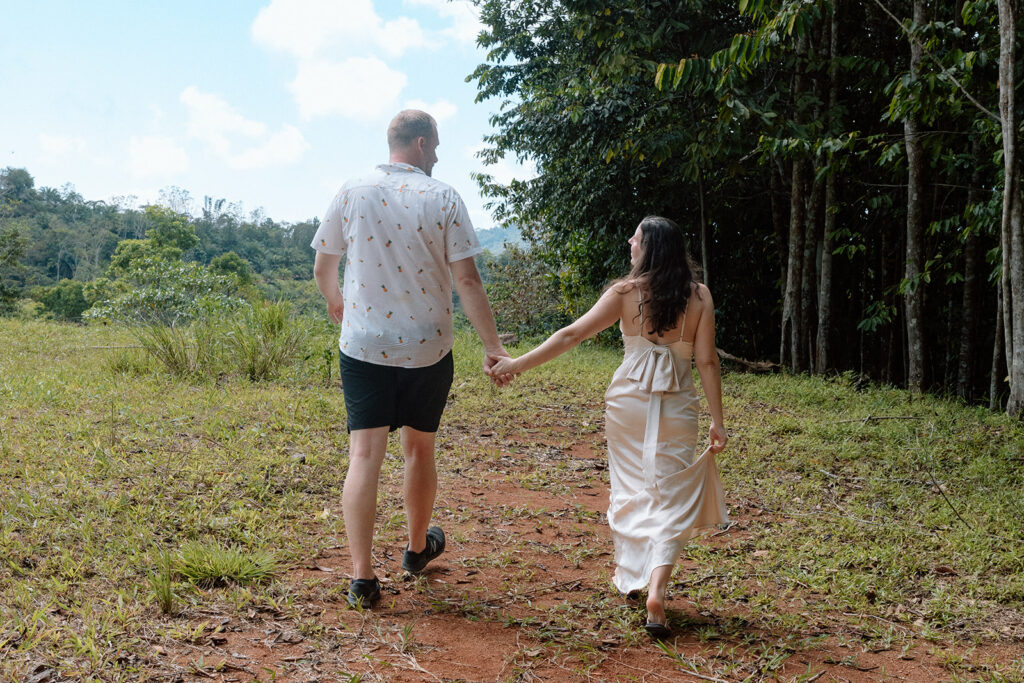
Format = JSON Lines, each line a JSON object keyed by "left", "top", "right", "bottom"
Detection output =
{"left": 625, "top": 343, "right": 687, "bottom": 492}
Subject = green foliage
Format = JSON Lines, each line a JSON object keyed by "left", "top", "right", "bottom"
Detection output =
{"left": 143, "top": 204, "right": 199, "bottom": 253}
{"left": 133, "top": 321, "right": 220, "bottom": 379}
{"left": 225, "top": 301, "right": 307, "bottom": 382}
{"left": 131, "top": 302, "right": 308, "bottom": 382}
{"left": 85, "top": 258, "right": 247, "bottom": 325}
{"left": 0, "top": 225, "right": 28, "bottom": 312}
{"left": 209, "top": 250, "right": 253, "bottom": 285}
{"left": 0, "top": 318, "right": 1021, "bottom": 679}
{"left": 149, "top": 550, "right": 177, "bottom": 615}
{"left": 175, "top": 541, "right": 280, "bottom": 588}
{"left": 483, "top": 244, "right": 572, "bottom": 337}
{"left": 106, "top": 239, "right": 182, "bottom": 278}
{"left": 32, "top": 278, "right": 90, "bottom": 321}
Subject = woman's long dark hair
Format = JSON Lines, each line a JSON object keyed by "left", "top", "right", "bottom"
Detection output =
{"left": 627, "top": 216, "right": 698, "bottom": 336}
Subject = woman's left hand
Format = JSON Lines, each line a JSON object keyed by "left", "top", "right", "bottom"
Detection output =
{"left": 489, "top": 355, "right": 520, "bottom": 379}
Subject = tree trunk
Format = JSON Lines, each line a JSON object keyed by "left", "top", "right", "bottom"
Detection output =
{"left": 697, "top": 169, "right": 710, "bottom": 289}
{"left": 802, "top": 172, "right": 821, "bottom": 371}
{"left": 781, "top": 159, "right": 806, "bottom": 370}
{"left": 903, "top": 0, "right": 927, "bottom": 393}
{"left": 999, "top": 0, "right": 1024, "bottom": 416}
{"left": 957, "top": 143, "right": 982, "bottom": 401}
{"left": 816, "top": 0, "right": 839, "bottom": 375}
{"left": 992, "top": 286, "right": 1006, "bottom": 411}
{"left": 770, "top": 161, "right": 788, "bottom": 298}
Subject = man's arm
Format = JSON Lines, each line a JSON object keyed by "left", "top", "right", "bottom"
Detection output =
{"left": 449, "top": 256, "right": 509, "bottom": 377}
{"left": 313, "top": 251, "right": 345, "bottom": 323}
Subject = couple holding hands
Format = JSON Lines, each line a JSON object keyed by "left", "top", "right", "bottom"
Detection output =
{"left": 312, "top": 110, "right": 728, "bottom": 638}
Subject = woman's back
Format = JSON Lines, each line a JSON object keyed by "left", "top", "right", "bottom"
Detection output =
{"left": 615, "top": 280, "right": 704, "bottom": 347}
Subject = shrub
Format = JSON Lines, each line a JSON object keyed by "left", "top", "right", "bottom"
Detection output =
{"left": 225, "top": 301, "right": 307, "bottom": 381}
{"left": 133, "top": 321, "right": 220, "bottom": 379}
{"left": 176, "top": 541, "right": 280, "bottom": 588}
{"left": 34, "top": 279, "right": 91, "bottom": 321}
{"left": 209, "top": 251, "right": 253, "bottom": 285}
{"left": 483, "top": 244, "right": 572, "bottom": 338}
{"left": 85, "top": 257, "right": 247, "bottom": 325}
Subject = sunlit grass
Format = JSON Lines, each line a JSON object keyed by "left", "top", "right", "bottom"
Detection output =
{"left": 0, "top": 318, "right": 1021, "bottom": 680}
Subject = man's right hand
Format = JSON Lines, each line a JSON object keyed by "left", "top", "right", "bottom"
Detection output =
{"left": 326, "top": 295, "right": 344, "bottom": 324}
{"left": 484, "top": 351, "right": 515, "bottom": 387}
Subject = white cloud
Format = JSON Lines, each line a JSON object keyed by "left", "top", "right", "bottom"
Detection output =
{"left": 38, "top": 133, "right": 87, "bottom": 156}
{"left": 404, "top": 98, "right": 457, "bottom": 125}
{"left": 181, "top": 86, "right": 266, "bottom": 155}
{"left": 289, "top": 57, "right": 407, "bottom": 121}
{"left": 180, "top": 86, "right": 309, "bottom": 168}
{"left": 128, "top": 136, "right": 189, "bottom": 177}
{"left": 227, "top": 125, "right": 310, "bottom": 169}
{"left": 252, "top": 0, "right": 427, "bottom": 59}
{"left": 406, "top": 0, "right": 482, "bottom": 45}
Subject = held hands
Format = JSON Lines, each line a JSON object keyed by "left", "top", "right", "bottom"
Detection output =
{"left": 708, "top": 423, "right": 729, "bottom": 454}
{"left": 484, "top": 351, "right": 518, "bottom": 387}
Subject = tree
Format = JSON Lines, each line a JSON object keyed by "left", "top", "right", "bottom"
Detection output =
{"left": 209, "top": 251, "right": 254, "bottom": 285}
{"left": 0, "top": 226, "right": 28, "bottom": 312}
{"left": 997, "top": 0, "right": 1024, "bottom": 415}
{"left": 902, "top": 0, "right": 928, "bottom": 394}
{"left": 144, "top": 205, "right": 199, "bottom": 253}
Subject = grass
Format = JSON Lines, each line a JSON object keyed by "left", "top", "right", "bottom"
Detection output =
{"left": 0, "top": 317, "right": 1022, "bottom": 680}
{"left": 175, "top": 541, "right": 281, "bottom": 588}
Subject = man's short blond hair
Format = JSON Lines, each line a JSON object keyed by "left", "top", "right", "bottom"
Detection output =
{"left": 387, "top": 110, "right": 437, "bottom": 151}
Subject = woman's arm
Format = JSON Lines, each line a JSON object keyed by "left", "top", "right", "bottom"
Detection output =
{"left": 692, "top": 285, "right": 728, "bottom": 452}
{"left": 490, "top": 287, "right": 622, "bottom": 376}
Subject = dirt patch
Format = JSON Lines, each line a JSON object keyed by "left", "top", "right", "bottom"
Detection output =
{"left": 153, "top": 428, "right": 1022, "bottom": 682}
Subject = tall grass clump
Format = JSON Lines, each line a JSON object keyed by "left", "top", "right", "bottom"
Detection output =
{"left": 149, "top": 550, "right": 177, "bottom": 615}
{"left": 176, "top": 541, "right": 281, "bottom": 588}
{"left": 133, "top": 320, "right": 219, "bottom": 379}
{"left": 225, "top": 301, "right": 306, "bottom": 381}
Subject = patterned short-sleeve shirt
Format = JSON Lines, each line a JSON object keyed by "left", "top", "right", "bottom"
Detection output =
{"left": 311, "top": 163, "right": 482, "bottom": 368}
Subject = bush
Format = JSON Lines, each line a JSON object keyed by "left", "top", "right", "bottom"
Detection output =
{"left": 85, "top": 257, "right": 247, "bottom": 325}
{"left": 129, "top": 302, "right": 309, "bottom": 382}
{"left": 133, "top": 322, "right": 220, "bottom": 379}
{"left": 209, "top": 251, "right": 253, "bottom": 285}
{"left": 483, "top": 244, "right": 572, "bottom": 338}
{"left": 33, "top": 279, "right": 90, "bottom": 321}
{"left": 175, "top": 541, "right": 280, "bottom": 588}
{"left": 226, "top": 301, "right": 307, "bottom": 381}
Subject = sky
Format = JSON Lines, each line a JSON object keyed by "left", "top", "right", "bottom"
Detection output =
{"left": 0, "top": 0, "right": 531, "bottom": 229}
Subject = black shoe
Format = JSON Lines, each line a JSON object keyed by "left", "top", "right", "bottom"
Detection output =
{"left": 347, "top": 577, "right": 381, "bottom": 609}
{"left": 645, "top": 622, "right": 671, "bottom": 639}
{"left": 402, "top": 526, "right": 445, "bottom": 573}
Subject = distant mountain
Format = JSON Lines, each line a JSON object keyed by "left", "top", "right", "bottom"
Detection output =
{"left": 476, "top": 225, "right": 526, "bottom": 254}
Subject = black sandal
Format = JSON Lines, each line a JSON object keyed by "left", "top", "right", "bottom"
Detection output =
{"left": 645, "top": 622, "right": 671, "bottom": 639}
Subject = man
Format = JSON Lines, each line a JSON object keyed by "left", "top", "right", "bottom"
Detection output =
{"left": 311, "top": 110, "right": 509, "bottom": 608}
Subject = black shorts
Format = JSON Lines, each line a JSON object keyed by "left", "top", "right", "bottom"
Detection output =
{"left": 339, "top": 350, "right": 454, "bottom": 433}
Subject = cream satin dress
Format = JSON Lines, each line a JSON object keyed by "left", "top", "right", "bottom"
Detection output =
{"left": 604, "top": 321, "right": 729, "bottom": 593}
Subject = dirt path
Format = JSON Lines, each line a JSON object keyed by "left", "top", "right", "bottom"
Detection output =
{"left": 154, "top": 427, "right": 1018, "bottom": 682}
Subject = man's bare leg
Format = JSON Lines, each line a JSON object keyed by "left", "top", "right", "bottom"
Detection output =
{"left": 401, "top": 426, "right": 437, "bottom": 553}
{"left": 342, "top": 426, "right": 390, "bottom": 579}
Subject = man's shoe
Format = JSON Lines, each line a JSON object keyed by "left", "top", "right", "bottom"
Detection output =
{"left": 347, "top": 577, "right": 381, "bottom": 609}
{"left": 402, "top": 526, "right": 445, "bottom": 573}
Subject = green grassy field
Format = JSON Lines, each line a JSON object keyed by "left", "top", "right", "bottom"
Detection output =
{"left": 1, "top": 318, "right": 1022, "bottom": 681}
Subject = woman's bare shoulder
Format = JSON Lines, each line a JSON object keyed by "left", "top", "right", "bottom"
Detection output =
{"left": 691, "top": 282, "right": 712, "bottom": 305}
{"left": 609, "top": 277, "right": 641, "bottom": 295}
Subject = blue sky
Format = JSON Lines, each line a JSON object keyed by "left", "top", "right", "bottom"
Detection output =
{"left": 1, "top": 0, "right": 530, "bottom": 228}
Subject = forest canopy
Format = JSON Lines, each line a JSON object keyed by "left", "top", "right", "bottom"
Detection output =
{"left": 469, "top": 0, "right": 1022, "bottom": 414}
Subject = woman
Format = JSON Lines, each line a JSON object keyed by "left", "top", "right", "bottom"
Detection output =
{"left": 489, "top": 216, "right": 729, "bottom": 637}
